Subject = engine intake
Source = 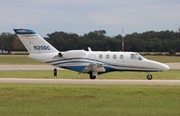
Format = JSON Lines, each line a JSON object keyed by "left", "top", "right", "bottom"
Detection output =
{"left": 58, "top": 53, "right": 63, "bottom": 57}
{"left": 58, "top": 50, "right": 86, "bottom": 58}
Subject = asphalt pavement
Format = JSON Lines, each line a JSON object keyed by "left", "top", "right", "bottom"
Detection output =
{"left": 0, "top": 78, "right": 180, "bottom": 85}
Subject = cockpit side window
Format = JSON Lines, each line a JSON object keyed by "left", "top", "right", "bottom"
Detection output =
{"left": 135, "top": 53, "right": 143, "bottom": 60}
{"left": 131, "top": 54, "right": 137, "bottom": 60}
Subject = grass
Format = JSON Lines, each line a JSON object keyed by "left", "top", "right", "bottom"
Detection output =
{"left": 0, "top": 55, "right": 180, "bottom": 65}
{"left": 144, "top": 56, "right": 180, "bottom": 63}
{"left": 0, "top": 70, "right": 180, "bottom": 80}
{"left": 0, "top": 55, "right": 43, "bottom": 65}
{"left": 0, "top": 84, "right": 180, "bottom": 116}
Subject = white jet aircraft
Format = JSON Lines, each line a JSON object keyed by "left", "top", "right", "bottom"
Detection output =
{"left": 14, "top": 29, "right": 169, "bottom": 80}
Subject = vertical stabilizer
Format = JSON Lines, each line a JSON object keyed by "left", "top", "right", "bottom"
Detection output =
{"left": 13, "top": 29, "right": 59, "bottom": 54}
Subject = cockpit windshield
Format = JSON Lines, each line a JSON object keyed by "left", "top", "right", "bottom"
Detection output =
{"left": 135, "top": 53, "right": 144, "bottom": 60}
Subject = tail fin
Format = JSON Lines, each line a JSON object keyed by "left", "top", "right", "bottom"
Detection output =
{"left": 13, "top": 29, "right": 59, "bottom": 54}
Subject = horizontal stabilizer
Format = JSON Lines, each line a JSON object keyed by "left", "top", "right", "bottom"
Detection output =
{"left": 14, "top": 29, "right": 36, "bottom": 34}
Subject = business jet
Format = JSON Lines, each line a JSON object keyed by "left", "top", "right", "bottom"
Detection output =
{"left": 13, "top": 29, "right": 169, "bottom": 80}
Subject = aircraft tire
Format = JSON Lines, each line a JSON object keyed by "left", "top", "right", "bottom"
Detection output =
{"left": 147, "top": 74, "right": 153, "bottom": 80}
{"left": 89, "top": 73, "right": 96, "bottom": 79}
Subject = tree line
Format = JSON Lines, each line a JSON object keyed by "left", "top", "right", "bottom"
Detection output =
{"left": 0, "top": 29, "right": 180, "bottom": 54}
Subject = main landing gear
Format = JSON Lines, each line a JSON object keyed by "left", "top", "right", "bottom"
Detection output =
{"left": 89, "top": 72, "right": 97, "bottom": 79}
{"left": 147, "top": 73, "right": 153, "bottom": 80}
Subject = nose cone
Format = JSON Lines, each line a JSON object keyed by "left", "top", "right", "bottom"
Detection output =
{"left": 161, "top": 64, "right": 169, "bottom": 71}
{"left": 146, "top": 60, "right": 169, "bottom": 71}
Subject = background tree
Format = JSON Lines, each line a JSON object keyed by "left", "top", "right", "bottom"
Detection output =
{"left": 0, "top": 33, "right": 13, "bottom": 51}
{"left": 0, "top": 29, "right": 180, "bottom": 54}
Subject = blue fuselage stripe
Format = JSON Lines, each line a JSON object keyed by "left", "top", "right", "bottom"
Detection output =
{"left": 45, "top": 58, "right": 159, "bottom": 72}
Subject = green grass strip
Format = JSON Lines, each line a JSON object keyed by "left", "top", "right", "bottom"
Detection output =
{"left": 0, "top": 84, "right": 180, "bottom": 116}
{"left": 0, "top": 55, "right": 43, "bottom": 65}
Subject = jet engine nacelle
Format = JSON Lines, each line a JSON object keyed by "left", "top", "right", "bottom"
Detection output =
{"left": 58, "top": 50, "right": 86, "bottom": 58}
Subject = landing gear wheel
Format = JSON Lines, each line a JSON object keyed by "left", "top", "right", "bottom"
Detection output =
{"left": 147, "top": 74, "right": 153, "bottom": 80}
{"left": 90, "top": 75, "right": 96, "bottom": 79}
{"left": 89, "top": 73, "right": 96, "bottom": 79}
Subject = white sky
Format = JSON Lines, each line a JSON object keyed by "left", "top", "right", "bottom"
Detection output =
{"left": 1, "top": 0, "right": 180, "bottom": 37}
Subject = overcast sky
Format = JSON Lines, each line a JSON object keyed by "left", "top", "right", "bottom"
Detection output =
{"left": 1, "top": 0, "right": 180, "bottom": 37}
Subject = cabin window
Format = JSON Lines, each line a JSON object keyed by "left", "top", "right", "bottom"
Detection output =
{"left": 106, "top": 54, "right": 110, "bottom": 59}
{"left": 99, "top": 54, "right": 103, "bottom": 59}
{"left": 113, "top": 54, "right": 116, "bottom": 59}
{"left": 120, "top": 55, "right": 124, "bottom": 59}
{"left": 131, "top": 54, "right": 137, "bottom": 60}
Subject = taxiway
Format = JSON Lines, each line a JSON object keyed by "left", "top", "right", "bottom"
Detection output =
{"left": 0, "top": 78, "right": 180, "bottom": 86}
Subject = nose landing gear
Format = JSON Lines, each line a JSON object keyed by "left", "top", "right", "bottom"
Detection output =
{"left": 147, "top": 73, "right": 153, "bottom": 80}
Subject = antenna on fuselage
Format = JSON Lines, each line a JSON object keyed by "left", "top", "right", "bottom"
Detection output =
{"left": 88, "top": 47, "right": 92, "bottom": 52}
{"left": 122, "top": 28, "right": 124, "bottom": 52}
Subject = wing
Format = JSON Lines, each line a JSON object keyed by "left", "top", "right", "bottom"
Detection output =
{"left": 81, "top": 63, "right": 106, "bottom": 73}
